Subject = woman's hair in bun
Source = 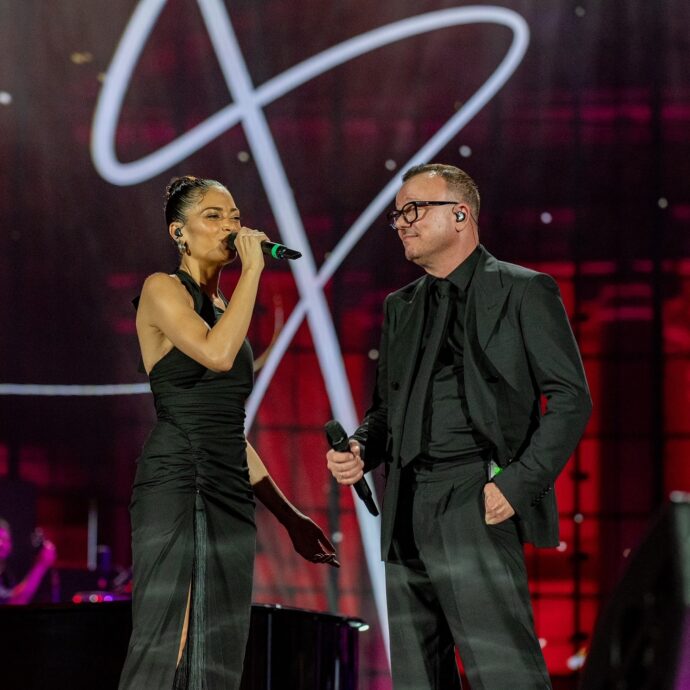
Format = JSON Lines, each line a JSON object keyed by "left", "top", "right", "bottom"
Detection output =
{"left": 164, "top": 175, "right": 226, "bottom": 226}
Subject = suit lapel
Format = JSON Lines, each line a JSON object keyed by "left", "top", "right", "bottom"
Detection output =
{"left": 388, "top": 277, "right": 427, "bottom": 429}
{"left": 465, "top": 247, "right": 512, "bottom": 461}
{"left": 471, "top": 247, "right": 512, "bottom": 350}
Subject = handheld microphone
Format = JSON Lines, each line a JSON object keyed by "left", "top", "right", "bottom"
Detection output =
{"left": 227, "top": 232, "right": 302, "bottom": 260}
{"left": 325, "top": 420, "right": 379, "bottom": 517}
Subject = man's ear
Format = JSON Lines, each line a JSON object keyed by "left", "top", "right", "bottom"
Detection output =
{"left": 453, "top": 204, "right": 469, "bottom": 223}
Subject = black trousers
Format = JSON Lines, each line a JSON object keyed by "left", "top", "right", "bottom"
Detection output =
{"left": 385, "top": 459, "right": 551, "bottom": 690}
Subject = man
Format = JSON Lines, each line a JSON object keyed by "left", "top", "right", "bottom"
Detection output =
{"left": 327, "top": 164, "right": 592, "bottom": 689}
{"left": 0, "top": 518, "right": 57, "bottom": 605}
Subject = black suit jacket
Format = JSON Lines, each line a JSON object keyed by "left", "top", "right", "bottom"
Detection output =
{"left": 354, "top": 246, "right": 592, "bottom": 560}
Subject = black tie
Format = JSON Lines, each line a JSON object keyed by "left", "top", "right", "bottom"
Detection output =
{"left": 400, "top": 279, "right": 452, "bottom": 466}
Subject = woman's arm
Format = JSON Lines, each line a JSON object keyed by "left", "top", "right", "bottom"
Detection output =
{"left": 137, "top": 229, "right": 266, "bottom": 373}
{"left": 7, "top": 540, "right": 57, "bottom": 605}
{"left": 247, "top": 442, "right": 339, "bottom": 567}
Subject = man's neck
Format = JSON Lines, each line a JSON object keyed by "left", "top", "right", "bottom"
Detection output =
{"left": 422, "top": 242, "right": 479, "bottom": 278}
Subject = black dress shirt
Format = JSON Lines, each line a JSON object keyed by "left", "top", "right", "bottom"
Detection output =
{"left": 421, "top": 247, "right": 492, "bottom": 460}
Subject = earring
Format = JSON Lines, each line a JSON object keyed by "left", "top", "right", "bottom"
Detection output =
{"left": 176, "top": 239, "right": 187, "bottom": 254}
{"left": 455, "top": 211, "right": 466, "bottom": 222}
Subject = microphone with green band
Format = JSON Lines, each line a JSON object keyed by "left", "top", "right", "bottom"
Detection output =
{"left": 227, "top": 232, "right": 302, "bottom": 260}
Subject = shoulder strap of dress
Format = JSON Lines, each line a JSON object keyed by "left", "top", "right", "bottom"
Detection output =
{"left": 174, "top": 269, "right": 204, "bottom": 313}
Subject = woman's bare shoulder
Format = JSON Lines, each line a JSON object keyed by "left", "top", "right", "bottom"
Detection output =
{"left": 137, "top": 273, "right": 194, "bottom": 323}
{"left": 142, "top": 271, "right": 179, "bottom": 291}
{"left": 140, "top": 272, "right": 187, "bottom": 302}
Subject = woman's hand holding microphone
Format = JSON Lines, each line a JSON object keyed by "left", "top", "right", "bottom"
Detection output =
{"left": 228, "top": 227, "right": 269, "bottom": 271}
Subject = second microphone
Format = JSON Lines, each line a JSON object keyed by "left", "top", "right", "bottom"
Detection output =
{"left": 227, "top": 232, "right": 302, "bottom": 260}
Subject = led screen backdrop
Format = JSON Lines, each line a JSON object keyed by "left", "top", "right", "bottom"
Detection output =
{"left": 1, "top": 1, "right": 690, "bottom": 687}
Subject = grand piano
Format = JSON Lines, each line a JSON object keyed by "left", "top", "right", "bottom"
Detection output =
{"left": 0, "top": 601, "right": 366, "bottom": 689}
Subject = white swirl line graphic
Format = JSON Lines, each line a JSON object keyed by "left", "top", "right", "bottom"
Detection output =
{"left": 0, "top": 383, "right": 151, "bottom": 396}
{"left": 4, "top": 0, "right": 529, "bottom": 655}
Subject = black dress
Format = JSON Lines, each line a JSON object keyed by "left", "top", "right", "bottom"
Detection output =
{"left": 119, "top": 270, "right": 256, "bottom": 690}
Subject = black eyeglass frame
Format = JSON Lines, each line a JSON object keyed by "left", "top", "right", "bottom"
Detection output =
{"left": 387, "top": 200, "right": 460, "bottom": 230}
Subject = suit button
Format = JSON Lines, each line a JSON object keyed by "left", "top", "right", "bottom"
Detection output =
{"left": 391, "top": 382, "right": 400, "bottom": 391}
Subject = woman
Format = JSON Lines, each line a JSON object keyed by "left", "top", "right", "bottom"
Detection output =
{"left": 119, "top": 176, "right": 338, "bottom": 690}
{"left": 0, "top": 518, "right": 57, "bottom": 605}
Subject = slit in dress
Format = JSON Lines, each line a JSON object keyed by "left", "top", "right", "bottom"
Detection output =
{"left": 173, "top": 494, "right": 207, "bottom": 690}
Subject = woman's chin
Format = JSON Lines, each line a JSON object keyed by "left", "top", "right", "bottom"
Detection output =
{"left": 220, "top": 250, "right": 237, "bottom": 266}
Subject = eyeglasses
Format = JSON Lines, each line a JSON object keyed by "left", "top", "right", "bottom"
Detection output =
{"left": 386, "top": 201, "right": 459, "bottom": 230}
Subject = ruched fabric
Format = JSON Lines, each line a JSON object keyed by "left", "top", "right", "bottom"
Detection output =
{"left": 119, "top": 270, "right": 256, "bottom": 690}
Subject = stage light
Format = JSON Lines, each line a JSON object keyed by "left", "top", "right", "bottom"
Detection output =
{"left": 237, "top": 150, "right": 250, "bottom": 163}
{"left": 658, "top": 197, "right": 668, "bottom": 209}
{"left": 575, "top": 6, "right": 586, "bottom": 17}
{"left": 70, "top": 51, "right": 93, "bottom": 64}
{"left": 540, "top": 211, "right": 553, "bottom": 224}
{"left": 567, "top": 647, "right": 587, "bottom": 670}
{"left": 347, "top": 618, "right": 370, "bottom": 632}
{"left": 459, "top": 145, "right": 472, "bottom": 157}
{"left": 332, "top": 530, "right": 343, "bottom": 544}
{"left": 368, "top": 349, "right": 379, "bottom": 361}
{"left": 574, "top": 512, "right": 584, "bottom": 523}
{"left": 0, "top": 91, "right": 12, "bottom": 105}
{"left": 557, "top": 540, "right": 568, "bottom": 552}
{"left": 385, "top": 159, "right": 397, "bottom": 171}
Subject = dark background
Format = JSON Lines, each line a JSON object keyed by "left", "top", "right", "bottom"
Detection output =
{"left": 1, "top": 1, "right": 689, "bottom": 686}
